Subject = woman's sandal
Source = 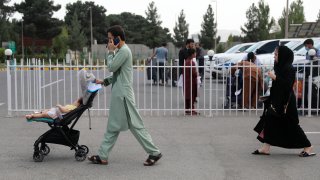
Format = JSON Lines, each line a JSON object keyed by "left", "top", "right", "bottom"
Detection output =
{"left": 299, "top": 151, "right": 316, "bottom": 157}
{"left": 88, "top": 155, "right": 108, "bottom": 165}
{"left": 143, "top": 153, "right": 162, "bottom": 166}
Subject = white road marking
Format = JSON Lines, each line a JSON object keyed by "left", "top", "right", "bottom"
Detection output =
{"left": 41, "top": 79, "right": 64, "bottom": 88}
{"left": 0, "top": 103, "right": 4, "bottom": 106}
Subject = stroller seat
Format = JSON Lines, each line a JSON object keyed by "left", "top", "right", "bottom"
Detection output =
{"left": 27, "top": 91, "right": 97, "bottom": 126}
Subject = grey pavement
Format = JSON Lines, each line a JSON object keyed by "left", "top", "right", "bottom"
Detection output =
{"left": 1, "top": 114, "right": 320, "bottom": 180}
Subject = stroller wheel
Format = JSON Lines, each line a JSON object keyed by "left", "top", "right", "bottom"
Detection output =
{"left": 79, "top": 145, "right": 89, "bottom": 155}
{"left": 41, "top": 144, "right": 50, "bottom": 156}
{"left": 33, "top": 152, "right": 44, "bottom": 162}
{"left": 75, "top": 149, "right": 86, "bottom": 161}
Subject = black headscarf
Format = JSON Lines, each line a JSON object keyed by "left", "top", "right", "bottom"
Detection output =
{"left": 247, "top": 52, "right": 255, "bottom": 63}
{"left": 274, "top": 45, "right": 294, "bottom": 77}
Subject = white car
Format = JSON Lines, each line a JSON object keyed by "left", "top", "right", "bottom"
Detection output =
{"left": 206, "top": 39, "right": 282, "bottom": 77}
{"left": 207, "top": 39, "right": 312, "bottom": 77}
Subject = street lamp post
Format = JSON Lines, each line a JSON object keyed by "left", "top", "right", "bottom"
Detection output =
{"left": 89, "top": 7, "right": 93, "bottom": 65}
{"left": 212, "top": 0, "right": 218, "bottom": 52}
{"left": 22, "top": 20, "right": 24, "bottom": 61}
{"left": 207, "top": 49, "right": 215, "bottom": 117}
{"left": 285, "top": 0, "right": 289, "bottom": 38}
{"left": 5, "top": 49, "right": 13, "bottom": 117}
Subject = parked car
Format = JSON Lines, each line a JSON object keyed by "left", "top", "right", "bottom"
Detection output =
{"left": 207, "top": 39, "right": 313, "bottom": 78}
{"left": 203, "top": 42, "right": 254, "bottom": 64}
{"left": 206, "top": 39, "right": 282, "bottom": 77}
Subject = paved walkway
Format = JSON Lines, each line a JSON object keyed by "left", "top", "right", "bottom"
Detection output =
{"left": 1, "top": 115, "right": 320, "bottom": 180}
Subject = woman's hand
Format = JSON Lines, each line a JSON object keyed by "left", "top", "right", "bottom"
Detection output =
{"left": 267, "top": 71, "right": 276, "bottom": 80}
{"left": 95, "top": 79, "right": 104, "bottom": 84}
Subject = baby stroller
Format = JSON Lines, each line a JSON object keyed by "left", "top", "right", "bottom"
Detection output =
{"left": 224, "top": 70, "right": 243, "bottom": 109}
{"left": 28, "top": 70, "right": 100, "bottom": 162}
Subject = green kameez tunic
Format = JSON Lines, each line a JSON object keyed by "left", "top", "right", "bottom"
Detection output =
{"left": 103, "top": 44, "right": 144, "bottom": 132}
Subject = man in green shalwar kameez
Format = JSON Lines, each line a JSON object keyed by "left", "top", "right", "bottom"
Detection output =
{"left": 88, "top": 25, "right": 162, "bottom": 166}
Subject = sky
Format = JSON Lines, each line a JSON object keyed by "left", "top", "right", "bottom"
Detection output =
{"left": 9, "top": 0, "right": 320, "bottom": 41}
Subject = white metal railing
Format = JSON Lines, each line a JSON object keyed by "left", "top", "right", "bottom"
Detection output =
{"left": 6, "top": 58, "right": 320, "bottom": 117}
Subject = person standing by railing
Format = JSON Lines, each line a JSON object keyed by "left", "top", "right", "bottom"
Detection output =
{"left": 183, "top": 48, "right": 199, "bottom": 115}
{"left": 88, "top": 25, "right": 162, "bottom": 166}
{"left": 179, "top": 39, "right": 195, "bottom": 76}
{"left": 150, "top": 42, "right": 168, "bottom": 86}
{"left": 195, "top": 42, "right": 205, "bottom": 83}
{"left": 252, "top": 46, "right": 315, "bottom": 157}
{"left": 303, "top": 39, "right": 320, "bottom": 78}
{"left": 231, "top": 52, "right": 263, "bottom": 109}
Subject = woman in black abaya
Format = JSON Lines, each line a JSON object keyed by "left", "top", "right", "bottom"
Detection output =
{"left": 252, "top": 46, "right": 315, "bottom": 157}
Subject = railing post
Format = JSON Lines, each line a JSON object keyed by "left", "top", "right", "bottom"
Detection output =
{"left": 6, "top": 60, "right": 12, "bottom": 117}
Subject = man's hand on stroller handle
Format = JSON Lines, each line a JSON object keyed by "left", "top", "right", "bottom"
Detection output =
{"left": 95, "top": 79, "right": 104, "bottom": 84}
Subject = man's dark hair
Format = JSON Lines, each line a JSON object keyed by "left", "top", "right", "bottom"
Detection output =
{"left": 107, "top": 25, "right": 126, "bottom": 41}
{"left": 187, "top": 48, "right": 196, "bottom": 58}
{"left": 186, "top": 39, "right": 194, "bottom": 45}
{"left": 161, "top": 42, "right": 167, "bottom": 47}
{"left": 247, "top": 52, "right": 255, "bottom": 62}
{"left": 303, "top": 39, "right": 314, "bottom": 46}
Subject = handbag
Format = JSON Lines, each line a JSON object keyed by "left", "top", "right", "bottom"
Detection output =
{"left": 267, "top": 92, "right": 292, "bottom": 119}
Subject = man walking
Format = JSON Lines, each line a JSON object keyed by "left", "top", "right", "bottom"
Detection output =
{"left": 88, "top": 25, "right": 162, "bottom": 166}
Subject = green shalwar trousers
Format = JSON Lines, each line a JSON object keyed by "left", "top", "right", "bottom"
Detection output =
{"left": 98, "top": 118, "right": 161, "bottom": 161}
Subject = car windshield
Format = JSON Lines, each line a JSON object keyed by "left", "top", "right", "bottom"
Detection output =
{"left": 244, "top": 41, "right": 264, "bottom": 53}
{"left": 224, "top": 44, "right": 241, "bottom": 53}
{"left": 284, "top": 41, "right": 301, "bottom": 50}
{"left": 295, "top": 39, "right": 320, "bottom": 56}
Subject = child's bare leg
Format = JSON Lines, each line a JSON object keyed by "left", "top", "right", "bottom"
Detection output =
{"left": 26, "top": 111, "right": 51, "bottom": 119}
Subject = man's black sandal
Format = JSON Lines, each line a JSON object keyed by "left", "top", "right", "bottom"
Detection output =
{"left": 143, "top": 153, "right": 162, "bottom": 166}
{"left": 88, "top": 155, "right": 108, "bottom": 165}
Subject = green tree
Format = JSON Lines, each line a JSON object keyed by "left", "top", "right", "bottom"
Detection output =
{"left": 241, "top": 1, "right": 274, "bottom": 42}
{"left": 15, "top": 0, "right": 62, "bottom": 39}
{"left": 144, "top": 1, "right": 170, "bottom": 50}
{"left": 199, "top": 4, "right": 218, "bottom": 50}
{"left": 173, "top": 10, "right": 189, "bottom": 48}
{"left": 0, "top": 0, "right": 14, "bottom": 42}
{"left": 257, "top": 0, "right": 275, "bottom": 40}
{"left": 65, "top": 1, "right": 108, "bottom": 45}
{"left": 278, "top": 0, "right": 305, "bottom": 38}
{"left": 226, "top": 34, "right": 245, "bottom": 49}
{"left": 68, "top": 11, "right": 87, "bottom": 60}
{"left": 241, "top": 3, "right": 259, "bottom": 42}
{"left": 0, "top": 48, "right": 5, "bottom": 63}
{"left": 52, "top": 26, "right": 69, "bottom": 59}
{"left": 106, "top": 12, "right": 150, "bottom": 44}
{"left": 216, "top": 43, "right": 225, "bottom": 53}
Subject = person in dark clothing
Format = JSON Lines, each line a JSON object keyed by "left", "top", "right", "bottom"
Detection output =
{"left": 303, "top": 38, "right": 319, "bottom": 78}
{"left": 179, "top": 39, "right": 195, "bottom": 76}
{"left": 150, "top": 42, "right": 168, "bottom": 85}
{"left": 195, "top": 42, "right": 205, "bottom": 82}
{"left": 252, "top": 46, "right": 315, "bottom": 157}
{"left": 183, "top": 48, "right": 199, "bottom": 115}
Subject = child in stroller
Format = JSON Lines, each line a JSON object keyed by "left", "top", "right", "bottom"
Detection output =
{"left": 27, "top": 69, "right": 100, "bottom": 162}
{"left": 25, "top": 98, "right": 82, "bottom": 120}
